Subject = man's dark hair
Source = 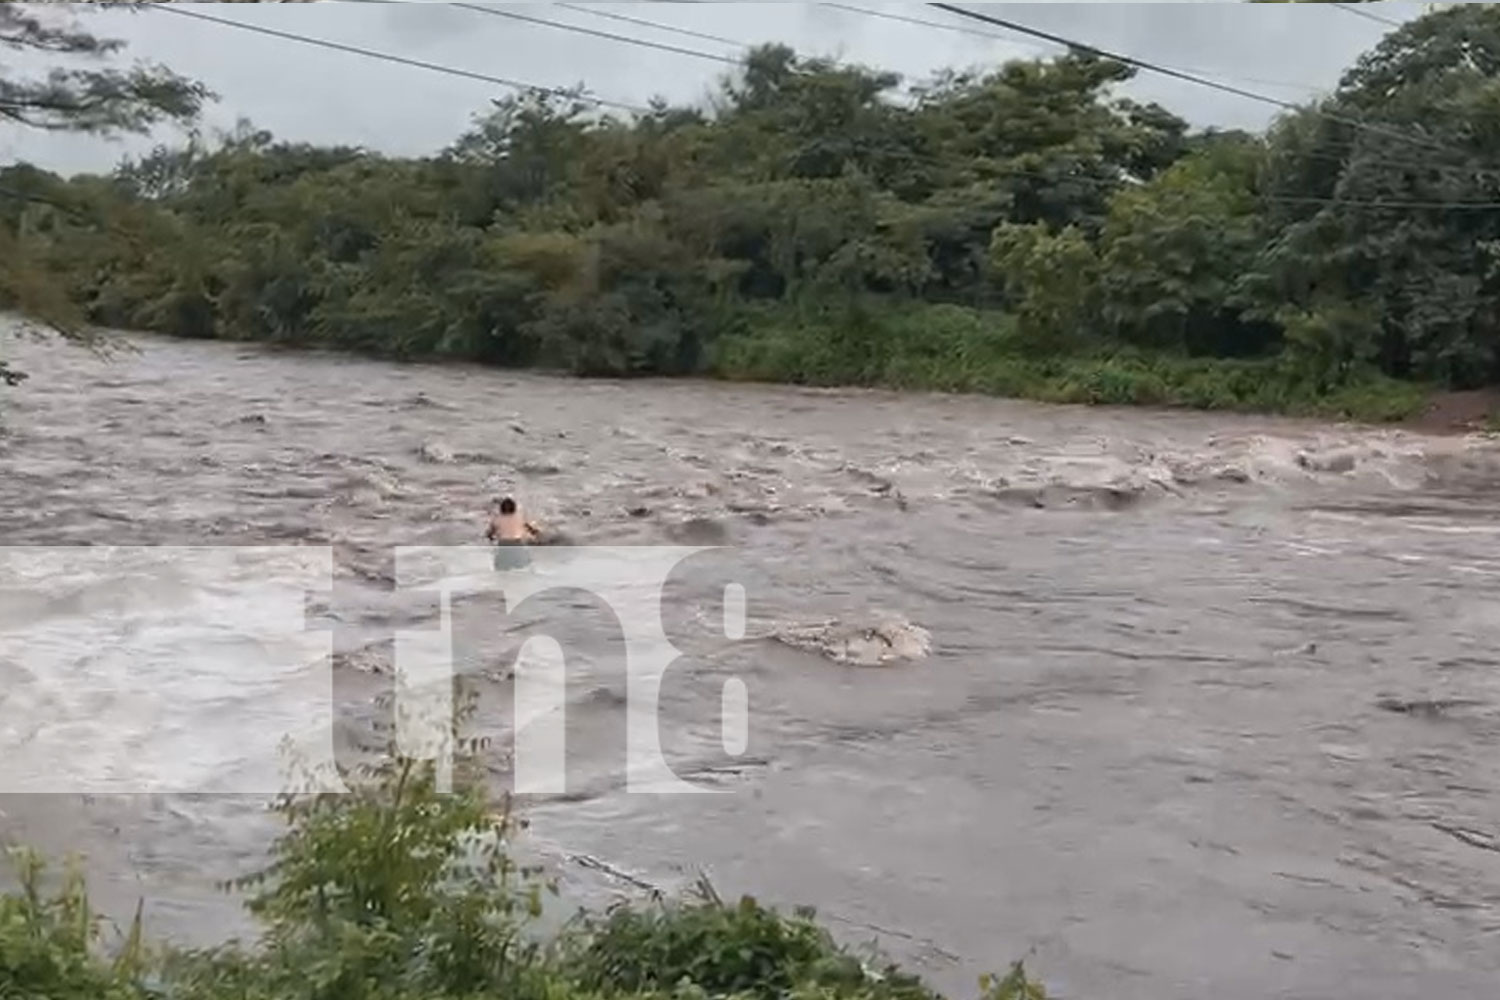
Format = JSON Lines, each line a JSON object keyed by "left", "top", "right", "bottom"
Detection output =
{"left": 498, "top": 497, "right": 517, "bottom": 515}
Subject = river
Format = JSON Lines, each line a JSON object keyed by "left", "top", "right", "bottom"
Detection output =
{"left": 4, "top": 326, "right": 1500, "bottom": 1000}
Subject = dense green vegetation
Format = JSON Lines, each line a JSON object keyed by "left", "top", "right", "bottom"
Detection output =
{"left": 8, "top": 5, "right": 1500, "bottom": 419}
{"left": 0, "top": 706, "right": 1049, "bottom": 1000}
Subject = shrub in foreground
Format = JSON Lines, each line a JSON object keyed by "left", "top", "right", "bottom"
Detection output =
{"left": 0, "top": 722, "right": 1050, "bottom": 1000}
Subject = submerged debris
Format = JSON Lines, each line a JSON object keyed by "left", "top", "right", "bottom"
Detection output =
{"left": 1375, "top": 696, "right": 1486, "bottom": 719}
{"left": 774, "top": 618, "right": 932, "bottom": 666}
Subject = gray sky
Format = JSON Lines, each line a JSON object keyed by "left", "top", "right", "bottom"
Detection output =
{"left": 3, "top": 1, "right": 1427, "bottom": 178}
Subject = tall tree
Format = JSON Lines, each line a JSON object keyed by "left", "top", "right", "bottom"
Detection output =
{"left": 1249, "top": 4, "right": 1500, "bottom": 387}
{"left": 1097, "top": 137, "right": 1273, "bottom": 357}
{"left": 1, "top": 2, "right": 208, "bottom": 386}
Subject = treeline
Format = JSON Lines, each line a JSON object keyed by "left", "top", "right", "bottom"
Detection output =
{"left": 8, "top": 5, "right": 1500, "bottom": 417}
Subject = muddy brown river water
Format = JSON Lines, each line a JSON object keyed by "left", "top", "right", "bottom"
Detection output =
{"left": 4, "top": 326, "right": 1500, "bottom": 1000}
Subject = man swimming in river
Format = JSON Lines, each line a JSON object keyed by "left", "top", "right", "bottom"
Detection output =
{"left": 486, "top": 496, "right": 540, "bottom": 570}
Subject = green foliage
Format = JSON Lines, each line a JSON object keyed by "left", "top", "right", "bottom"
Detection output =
{"left": 709, "top": 299, "right": 1420, "bottom": 420}
{"left": 4, "top": 34, "right": 1183, "bottom": 384}
{"left": 1275, "top": 300, "right": 1380, "bottom": 392}
{"left": 988, "top": 222, "right": 1099, "bottom": 354}
{"left": 567, "top": 896, "right": 872, "bottom": 1000}
{"left": 0, "top": 704, "right": 1052, "bottom": 1000}
{"left": 0, "top": 849, "right": 148, "bottom": 1000}
{"left": 1243, "top": 4, "right": 1500, "bottom": 390}
{"left": 1097, "top": 141, "right": 1273, "bottom": 356}
{"left": 979, "top": 965, "right": 1047, "bottom": 1000}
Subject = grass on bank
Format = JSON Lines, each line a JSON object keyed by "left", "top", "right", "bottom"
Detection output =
{"left": 0, "top": 707, "right": 1050, "bottom": 1000}
{"left": 710, "top": 302, "right": 1430, "bottom": 425}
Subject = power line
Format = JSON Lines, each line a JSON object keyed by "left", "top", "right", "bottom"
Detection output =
{"left": 826, "top": 2, "right": 1496, "bottom": 180}
{"left": 819, "top": 1, "right": 1330, "bottom": 97}
{"left": 992, "top": 163, "right": 1500, "bottom": 210}
{"left": 146, "top": 3, "right": 651, "bottom": 114}
{"left": 887, "top": 133, "right": 1500, "bottom": 210}
{"left": 1265, "top": 194, "right": 1500, "bottom": 210}
{"left": 550, "top": 2, "right": 926, "bottom": 106}
{"left": 920, "top": 2, "right": 1302, "bottom": 110}
{"left": 139, "top": 0, "right": 1500, "bottom": 209}
{"left": 966, "top": 156, "right": 1500, "bottom": 210}
{"left": 553, "top": 2, "right": 748, "bottom": 51}
{"left": 449, "top": 3, "right": 741, "bottom": 66}
{"left": 926, "top": 2, "right": 1459, "bottom": 158}
{"left": 819, "top": 3, "right": 1055, "bottom": 57}
{"left": 593, "top": 0, "right": 1493, "bottom": 183}
{"left": 1330, "top": 2, "right": 1407, "bottom": 29}
{"left": 1271, "top": 144, "right": 1495, "bottom": 177}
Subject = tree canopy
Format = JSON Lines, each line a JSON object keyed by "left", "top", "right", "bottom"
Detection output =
{"left": 5, "top": 2, "right": 1496, "bottom": 419}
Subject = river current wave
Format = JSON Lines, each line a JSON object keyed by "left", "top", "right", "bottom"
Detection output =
{"left": 4, "top": 327, "right": 1500, "bottom": 999}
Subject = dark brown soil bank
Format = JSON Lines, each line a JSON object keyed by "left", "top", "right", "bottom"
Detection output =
{"left": 1403, "top": 389, "right": 1500, "bottom": 435}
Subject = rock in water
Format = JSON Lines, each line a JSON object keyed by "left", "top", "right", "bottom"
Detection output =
{"left": 774, "top": 618, "right": 932, "bottom": 666}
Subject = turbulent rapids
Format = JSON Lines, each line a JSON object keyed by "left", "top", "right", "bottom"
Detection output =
{"left": 5, "top": 328, "right": 1500, "bottom": 1000}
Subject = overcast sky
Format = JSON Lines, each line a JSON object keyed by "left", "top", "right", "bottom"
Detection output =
{"left": 3, "top": 1, "right": 1429, "bottom": 178}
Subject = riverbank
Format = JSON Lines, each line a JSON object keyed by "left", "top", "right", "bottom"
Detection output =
{"left": 1, "top": 308, "right": 1446, "bottom": 429}
{"left": 1400, "top": 388, "right": 1500, "bottom": 436}
{"left": 700, "top": 301, "right": 1444, "bottom": 426}
{"left": 712, "top": 348, "right": 1433, "bottom": 426}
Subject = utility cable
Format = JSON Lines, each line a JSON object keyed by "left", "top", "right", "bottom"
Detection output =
{"left": 553, "top": 2, "right": 749, "bottom": 51}
{"left": 146, "top": 3, "right": 651, "bottom": 113}
{"left": 141, "top": 1, "right": 1500, "bottom": 210}
{"left": 449, "top": 3, "right": 741, "bottom": 66}
{"left": 1330, "top": 3, "right": 1407, "bottom": 30}
{"left": 926, "top": 2, "right": 1462, "bottom": 158}
{"left": 819, "top": 1, "right": 1330, "bottom": 96}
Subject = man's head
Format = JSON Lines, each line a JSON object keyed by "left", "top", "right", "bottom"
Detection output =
{"left": 496, "top": 497, "right": 517, "bottom": 516}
